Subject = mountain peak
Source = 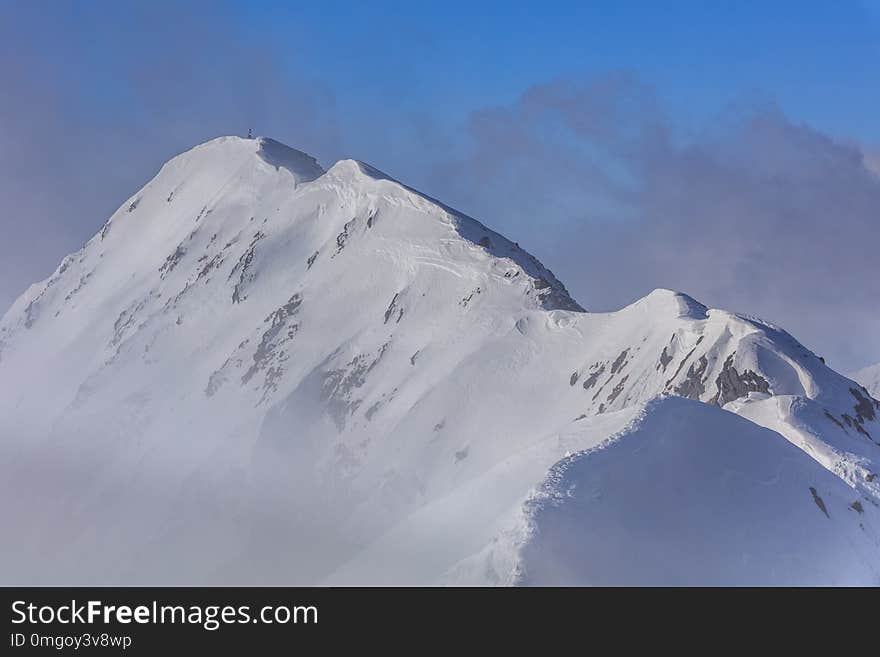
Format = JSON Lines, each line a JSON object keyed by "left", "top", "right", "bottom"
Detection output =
{"left": 627, "top": 288, "right": 709, "bottom": 319}
{"left": 1, "top": 134, "right": 878, "bottom": 585}
{"left": 255, "top": 137, "right": 325, "bottom": 181}
{"left": 154, "top": 135, "right": 325, "bottom": 187}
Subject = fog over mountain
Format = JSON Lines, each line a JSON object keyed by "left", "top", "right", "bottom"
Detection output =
{"left": 1, "top": 136, "right": 878, "bottom": 585}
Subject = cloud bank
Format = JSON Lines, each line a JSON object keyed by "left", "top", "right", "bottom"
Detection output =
{"left": 417, "top": 74, "right": 880, "bottom": 371}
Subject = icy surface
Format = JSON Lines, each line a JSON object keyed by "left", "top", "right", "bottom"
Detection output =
{"left": 1, "top": 136, "right": 878, "bottom": 584}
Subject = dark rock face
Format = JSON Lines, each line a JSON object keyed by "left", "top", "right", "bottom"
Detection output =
{"left": 196, "top": 252, "right": 224, "bottom": 283}
{"left": 205, "top": 293, "right": 304, "bottom": 402}
{"left": 710, "top": 354, "right": 770, "bottom": 406}
{"left": 23, "top": 297, "right": 40, "bottom": 329}
{"left": 674, "top": 356, "right": 708, "bottom": 400}
{"left": 320, "top": 343, "right": 390, "bottom": 430}
{"left": 610, "top": 349, "right": 630, "bottom": 375}
{"left": 335, "top": 218, "right": 356, "bottom": 254}
{"left": 241, "top": 293, "right": 304, "bottom": 396}
{"left": 809, "top": 487, "right": 829, "bottom": 518}
{"left": 110, "top": 296, "right": 150, "bottom": 348}
{"left": 384, "top": 293, "right": 400, "bottom": 324}
{"left": 834, "top": 389, "right": 878, "bottom": 443}
{"left": 460, "top": 288, "right": 481, "bottom": 307}
{"left": 824, "top": 410, "right": 845, "bottom": 430}
{"left": 229, "top": 231, "right": 266, "bottom": 304}
{"left": 582, "top": 365, "right": 605, "bottom": 390}
{"left": 606, "top": 375, "right": 630, "bottom": 405}
{"left": 664, "top": 336, "right": 704, "bottom": 389}
{"left": 657, "top": 346, "right": 673, "bottom": 372}
{"left": 850, "top": 387, "right": 877, "bottom": 424}
{"left": 159, "top": 245, "right": 187, "bottom": 279}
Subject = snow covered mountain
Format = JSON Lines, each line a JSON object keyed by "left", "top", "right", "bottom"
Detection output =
{"left": 1, "top": 136, "right": 878, "bottom": 585}
{"left": 853, "top": 363, "right": 880, "bottom": 398}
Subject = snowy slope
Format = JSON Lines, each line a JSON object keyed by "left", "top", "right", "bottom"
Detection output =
{"left": 518, "top": 397, "right": 879, "bottom": 586}
{"left": 852, "top": 363, "right": 880, "bottom": 398}
{"left": 1, "top": 136, "right": 878, "bottom": 585}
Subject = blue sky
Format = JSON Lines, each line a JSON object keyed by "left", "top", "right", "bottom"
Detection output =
{"left": 18, "top": 1, "right": 880, "bottom": 152}
{"left": 228, "top": 0, "right": 880, "bottom": 142}
{"left": 1, "top": 0, "right": 879, "bottom": 370}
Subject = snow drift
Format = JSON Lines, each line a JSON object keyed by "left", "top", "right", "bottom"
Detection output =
{"left": 519, "top": 397, "right": 878, "bottom": 585}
